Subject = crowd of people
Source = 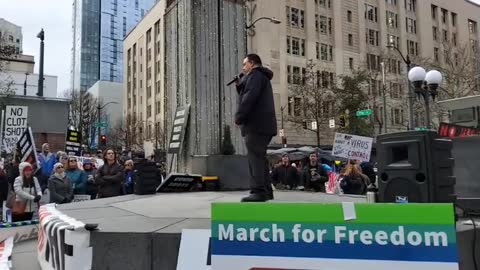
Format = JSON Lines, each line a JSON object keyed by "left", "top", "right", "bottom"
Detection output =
{"left": 0, "top": 143, "right": 164, "bottom": 222}
{"left": 270, "top": 151, "right": 376, "bottom": 195}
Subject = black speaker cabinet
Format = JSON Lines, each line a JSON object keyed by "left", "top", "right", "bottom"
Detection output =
{"left": 377, "top": 130, "right": 456, "bottom": 203}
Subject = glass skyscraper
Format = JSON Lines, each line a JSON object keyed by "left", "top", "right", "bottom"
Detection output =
{"left": 71, "top": 0, "right": 156, "bottom": 91}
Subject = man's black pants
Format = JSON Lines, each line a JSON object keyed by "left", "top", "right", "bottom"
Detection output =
{"left": 245, "top": 133, "right": 272, "bottom": 195}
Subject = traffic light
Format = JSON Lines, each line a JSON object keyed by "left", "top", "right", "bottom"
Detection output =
{"left": 302, "top": 120, "right": 308, "bottom": 129}
{"left": 100, "top": 135, "right": 107, "bottom": 146}
{"left": 339, "top": 115, "right": 346, "bottom": 127}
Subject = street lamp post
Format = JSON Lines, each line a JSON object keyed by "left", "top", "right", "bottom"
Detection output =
{"left": 408, "top": 67, "right": 443, "bottom": 129}
{"left": 23, "top": 72, "right": 29, "bottom": 96}
{"left": 245, "top": 17, "right": 281, "bottom": 53}
{"left": 386, "top": 44, "right": 414, "bottom": 130}
{"left": 36, "top": 29, "right": 45, "bottom": 97}
{"left": 380, "top": 62, "right": 388, "bottom": 133}
{"left": 97, "top": 101, "right": 119, "bottom": 148}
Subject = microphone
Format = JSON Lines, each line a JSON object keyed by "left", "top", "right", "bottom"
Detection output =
{"left": 226, "top": 73, "right": 244, "bottom": 86}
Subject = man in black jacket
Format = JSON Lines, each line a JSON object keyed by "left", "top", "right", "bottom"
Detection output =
{"left": 272, "top": 153, "right": 299, "bottom": 189}
{"left": 235, "top": 54, "right": 277, "bottom": 202}
{"left": 303, "top": 152, "right": 328, "bottom": 192}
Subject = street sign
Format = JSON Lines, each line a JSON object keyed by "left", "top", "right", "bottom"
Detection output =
{"left": 329, "top": 119, "right": 335, "bottom": 128}
{"left": 94, "top": 122, "right": 108, "bottom": 128}
{"left": 279, "top": 129, "right": 285, "bottom": 137}
{"left": 356, "top": 109, "right": 373, "bottom": 117}
{"left": 311, "top": 121, "right": 317, "bottom": 131}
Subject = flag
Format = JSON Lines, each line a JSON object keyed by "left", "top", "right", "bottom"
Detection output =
{"left": 326, "top": 172, "right": 338, "bottom": 194}
{"left": 16, "top": 127, "right": 39, "bottom": 171}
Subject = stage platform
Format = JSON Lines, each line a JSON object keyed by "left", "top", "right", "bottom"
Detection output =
{"left": 54, "top": 191, "right": 480, "bottom": 270}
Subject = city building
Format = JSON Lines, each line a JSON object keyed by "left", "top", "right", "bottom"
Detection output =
{"left": 71, "top": 0, "right": 157, "bottom": 92}
{"left": 0, "top": 18, "right": 22, "bottom": 54}
{"left": 87, "top": 80, "right": 124, "bottom": 139}
{"left": 247, "top": 0, "right": 480, "bottom": 146}
{"left": 0, "top": 19, "right": 58, "bottom": 98}
{"left": 123, "top": 0, "right": 166, "bottom": 153}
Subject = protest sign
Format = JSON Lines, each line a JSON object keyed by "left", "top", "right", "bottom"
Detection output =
{"left": 177, "top": 229, "right": 212, "bottom": 270}
{"left": 3, "top": 105, "right": 28, "bottom": 153}
{"left": 332, "top": 132, "right": 373, "bottom": 162}
{"left": 17, "top": 127, "right": 39, "bottom": 170}
{"left": 211, "top": 203, "right": 458, "bottom": 270}
{"left": 65, "top": 129, "right": 82, "bottom": 156}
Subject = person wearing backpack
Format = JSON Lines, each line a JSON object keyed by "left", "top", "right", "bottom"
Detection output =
{"left": 12, "top": 162, "right": 42, "bottom": 221}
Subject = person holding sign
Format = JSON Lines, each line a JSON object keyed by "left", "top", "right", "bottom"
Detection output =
{"left": 234, "top": 54, "right": 277, "bottom": 202}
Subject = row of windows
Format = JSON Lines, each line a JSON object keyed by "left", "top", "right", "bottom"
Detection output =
{"left": 287, "top": 65, "right": 335, "bottom": 89}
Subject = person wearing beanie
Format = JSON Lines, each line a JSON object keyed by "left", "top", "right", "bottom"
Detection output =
{"left": 48, "top": 163, "right": 74, "bottom": 204}
{"left": 13, "top": 162, "right": 42, "bottom": 221}
{"left": 271, "top": 153, "right": 300, "bottom": 190}
{"left": 83, "top": 159, "right": 98, "bottom": 199}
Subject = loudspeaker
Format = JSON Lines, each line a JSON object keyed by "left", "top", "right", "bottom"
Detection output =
{"left": 377, "top": 130, "right": 456, "bottom": 203}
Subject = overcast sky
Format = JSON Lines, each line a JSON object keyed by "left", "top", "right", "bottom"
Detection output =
{"left": 0, "top": 0, "right": 72, "bottom": 97}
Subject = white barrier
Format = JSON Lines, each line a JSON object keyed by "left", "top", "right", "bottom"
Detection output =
{"left": 0, "top": 237, "right": 13, "bottom": 270}
{"left": 37, "top": 204, "right": 93, "bottom": 270}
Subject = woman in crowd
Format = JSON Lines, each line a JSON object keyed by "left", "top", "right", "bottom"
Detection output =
{"left": 95, "top": 148, "right": 123, "bottom": 198}
{"left": 65, "top": 156, "right": 88, "bottom": 195}
{"left": 123, "top": 160, "right": 135, "bottom": 195}
{"left": 13, "top": 162, "right": 42, "bottom": 221}
{"left": 48, "top": 163, "right": 74, "bottom": 204}
{"left": 339, "top": 161, "right": 370, "bottom": 195}
{"left": 83, "top": 159, "right": 98, "bottom": 199}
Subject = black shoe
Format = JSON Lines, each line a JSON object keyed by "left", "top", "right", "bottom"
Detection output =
{"left": 241, "top": 193, "right": 268, "bottom": 202}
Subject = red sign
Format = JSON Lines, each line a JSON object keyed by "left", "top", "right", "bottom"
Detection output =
{"left": 438, "top": 122, "right": 480, "bottom": 139}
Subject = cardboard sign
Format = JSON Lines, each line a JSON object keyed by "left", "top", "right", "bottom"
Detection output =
{"left": 211, "top": 203, "right": 458, "bottom": 270}
{"left": 3, "top": 105, "right": 28, "bottom": 153}
{"left": 65, "top": 129, "right": 82, "bottom": 156}
{"left": 332, "top": 133, "right": 373, "bottom": 162}
{"left": 168, "top": 105, "right": 190, "bottom": 154}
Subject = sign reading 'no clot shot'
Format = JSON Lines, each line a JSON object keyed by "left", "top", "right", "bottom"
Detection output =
{"left": 3, "top": 105, "right": 28, "bottom": 153}
{"left": 211, "top": 203, "right": 458, "bottom": 270}
{"left": 332, "top": 132, "right": 373, "bottom": 162}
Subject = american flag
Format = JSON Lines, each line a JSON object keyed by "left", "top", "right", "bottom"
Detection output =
{"left": 326, "top": 172, "right": 338, "bottom": 194}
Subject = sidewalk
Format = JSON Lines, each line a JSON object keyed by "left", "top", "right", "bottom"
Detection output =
{"left": 11, "top": 240, "right": 40, "bottom": 270}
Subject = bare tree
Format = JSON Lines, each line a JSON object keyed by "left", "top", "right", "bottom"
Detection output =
{"left": 64, "top": 90, "right": 99, "bottom": 150}
{"left": 0, "top": 33, "right": 17, "bottom": 106}
{"left": 289, "top": 59, "right": 336, "bottom": 146}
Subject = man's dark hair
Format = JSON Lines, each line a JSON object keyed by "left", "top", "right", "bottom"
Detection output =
{"left": 246, "top": 54, "right": 262, "bottom": 66}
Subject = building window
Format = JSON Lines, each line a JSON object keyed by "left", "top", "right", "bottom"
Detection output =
{"left": 367, "top": 54, "right": 381, "bottom": 71}
{"left": 286, "top": 36, "right": 291, "bottom": 54}
{"left": 451, "top": 13, "right": 457, "bottom": 27}
{"left": 469, "top": 20, "right": 477, "bottom": 34}
{"left": 432, "top": 27, "right": 438, "bottom": 41}
{"left": 293, "top": 66, "right": 301, "bottom": 84}
{"left": 386, "top": 0, "right": 397, "bottom": 6}
{"left": 316, "top": 43, "right": 320, "bottom": 59}
{"left": 321, "top": 43, "right": 333, "bottom": 61}
{"left": 434, "top": 47, "right": 439, "bottom": 61}
{"left": 365, "top": 4, "right": 378, "bottom": 23}
{"left": 319, "top": 16, "right": 332, "bottom": 35}
{"left": 147, "top": 29, "right": 152, "bottom": 43}
{"left": 443, "top": 30, "right": 448, "bottom": 42}
{"left": 405, "top": 0, "right": 416, "bottom": 12}
{"left": 452, "top": 33, "right": 457, "bottom": 46}
{"left": 156, "top": 83, "right": 161, "bottom": 94}
{"left": 147, "top": 86, "right": 152, "bottom": 98}
{"left": 431, "top": 5, "right": 437, "bottom": 20}
{"left": 147, "top": 105, "right": 152, "bottom": 117}
{"left": 407, "top": 40, "right": 418, "bottom": 56}
{"left": 387, "top": 34, "right": 399, "bottom": 47}
{"left": 471, "top": 39, "right": 478, "bottom": 52}
{"left": 287, "top": 65, "right": 291, "bottom": 84}
{"left": 441, "top": 9, "right": 447, "bottom": 24}
{"left": 386, "top": 11, "right": 398, "bottom": 28}
{"left": 349, "top": 58, "right": 354, "bottom": 70}
{"left": 390, "top": 83, "right": 403, "bottom": 99}
{"left": 348, "top": 34, "right": 354, "bottom": 46}
{"left": 406, "top": 18, "right": 417, "bottom": 34}
{"left": 317, "top": 0, "right": 331, "bottom": 8}
{"left": 347, "top": 10, "right": 352, "bottom": 22}
{"left": 366, "top": 29, "right": 379, "bottom": 46}
{"left": 288, "top": 7, "right": 305, "bottom": 29}
{"left": 293, "top": 97, "right": 302, "bottom": 117}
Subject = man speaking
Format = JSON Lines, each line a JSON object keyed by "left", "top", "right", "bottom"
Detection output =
{"left": 234, "top": 54, "right": 277, "bottom": 202}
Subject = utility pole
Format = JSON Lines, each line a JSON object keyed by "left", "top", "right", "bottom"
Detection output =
{"left": 97, "top": 103, "right": 101, "bottom": 149}
{"left": 36, "top": 29, "right": 45, "bottom": 97}
{"left": 381, "top": 62, "right": 388, "bottom": 133}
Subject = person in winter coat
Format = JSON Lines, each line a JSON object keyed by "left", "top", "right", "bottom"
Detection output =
{"left": 48, "top": 163, "right": 74, "bottom": 204}
{"left": 272, "top": 153, "right": 299, "bottom": 190}
{"left": 13, "top": 162, "right": 42, "bottom": 221}
{"left": 234, "top": 54, "right": 277, "bottom": 202}
{"left": 95, "top": 148, "right": 124, "bottom": 198}
{"left": 0, "top": 168, "right": 8, "bottom": 209}
{"left": 302, "top": 152, "right": 329, "bottom": 192}
{"left": 339, "top": 161, "right": 370, "bottom": 195}
{"left": 123, "top": 160, "right": 135, "bottom": 194}
{"left": 65, "top": 156, "right": 88, "bottom": 195}
{"left": 38, "top": 143, "right": 56, "bottom": 181}
{"left": 83, "top": 159, "right": 98, "bottom": 199}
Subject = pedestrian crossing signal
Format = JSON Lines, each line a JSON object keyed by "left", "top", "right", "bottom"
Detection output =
{"left": 339, "top": 115, "right": 346, "bottom": 127}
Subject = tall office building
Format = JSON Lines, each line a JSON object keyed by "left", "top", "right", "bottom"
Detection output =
{"left": 71, "top": 0, "right": 156, "bottom": 91}
{"left": 0, "top": 18, "right": 23, "bottom": 54}
{"left": 248, "top": 0, "right": 480, "bottom": 146}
